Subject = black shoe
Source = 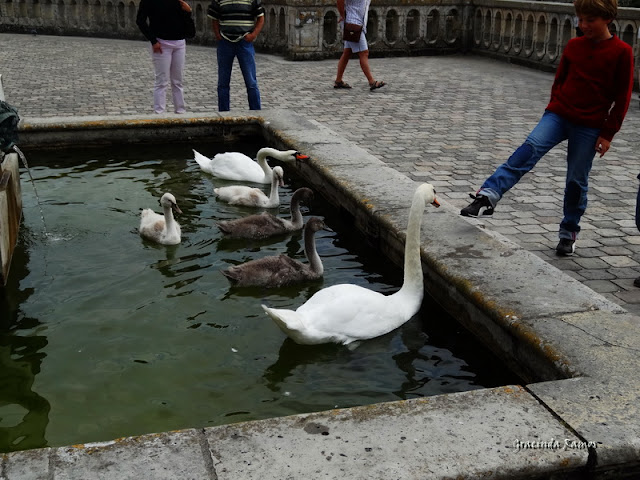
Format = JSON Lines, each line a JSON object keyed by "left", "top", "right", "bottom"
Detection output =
{"left": 556, "top": 238, "right": 576, "bottom": 256}
{"left": 460, "top": 194, "right": 494, "bottom": 217}
{"left": 634, "top": 277, "right": 640, "bottom": 288}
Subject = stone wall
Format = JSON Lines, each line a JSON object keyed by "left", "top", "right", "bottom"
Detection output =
{"left": 471, "top": 0, "right": 640, "bottom": 71}
{"left": 0, "top": 0, "right": 639, "bottom": 72}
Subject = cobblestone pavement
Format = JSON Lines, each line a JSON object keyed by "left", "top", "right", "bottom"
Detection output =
{"left": 2, "top": 33, "right": 640, "bottom": 314}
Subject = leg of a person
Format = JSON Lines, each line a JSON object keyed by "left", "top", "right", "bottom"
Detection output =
{"left": 151, "top": 43, "right": 171, "bottom": 114}
{"left": 236, "top": 40, "right": 261, "bottom": 110}
{"left": 216, "top": 39, "right": 235, "bottom": 112}
{"left": 357, "top": 50, "right": 375, "bottom": 84}
{"left": 479, "top": 111, "right": 568, "bottom": 207}
{"left": 335, "top": 48, "right": 352, "bottom": 83}
{"left": 558, "top": 123, "right": 599, "bottom": 239}
{"left": 169, "top": 42, "right": 186, "bottom": 113}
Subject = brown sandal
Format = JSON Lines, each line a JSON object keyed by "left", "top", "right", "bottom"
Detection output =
{"left": 369, "top": 80, "right": 386, "bottom": 91}
{"left": 334, "top": 81, "right": 352, "bottom": 89}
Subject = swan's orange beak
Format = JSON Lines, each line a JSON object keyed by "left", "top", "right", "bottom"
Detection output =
{"left": 431, "top": 198, "right": 440, "bottom": 208}
{"left": 295, "top": 152, "right": 309, "bottom": 160}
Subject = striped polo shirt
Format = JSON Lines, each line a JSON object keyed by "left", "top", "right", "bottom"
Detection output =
{"left": 207, "top": 0, "right": 265, "bottom": 42}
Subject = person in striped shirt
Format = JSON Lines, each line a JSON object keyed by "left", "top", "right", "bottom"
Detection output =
{"left": 208, "top": 0, "right": 265, "bottom": 111}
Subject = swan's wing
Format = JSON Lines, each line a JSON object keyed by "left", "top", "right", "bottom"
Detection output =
{"left": 229, "top": 189, "right": 269, "bottom": 207}
{"left": 139, "top": 209, "right": 164, "bottom": 232}
{"left": 210, "top": 152, "right": 267, "bottom": 183}
{"left": 297, "top": 285, "right": 402, "bottom": 340}
{"left": 214, "top": 185, "right": 255, "bottom": 202}
{"left": 223, "top": 255, "right": 305, "bottom": 287}
{"left": 218, "top": 213, "right": 286, "bottom": 238}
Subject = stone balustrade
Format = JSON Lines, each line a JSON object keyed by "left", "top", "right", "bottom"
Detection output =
{"left": 471, "top": 0, "right": 639, "bottom": 71}
{"left": 1, "top": 0, "right": 639, "bottom": 75}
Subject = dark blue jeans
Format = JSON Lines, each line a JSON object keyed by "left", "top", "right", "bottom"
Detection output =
{"left": 479, "top": 111, "right": 600, "bottom": 240}
{"left": 216, "top": 38, "right": 261, "bottom": 111}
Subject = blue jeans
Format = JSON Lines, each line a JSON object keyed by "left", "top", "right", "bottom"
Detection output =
{"left": 216, "top": 38, "right": 261, "bottom": 111}
{"left": 479, "top": 111, "right": 600, "bottom": 240}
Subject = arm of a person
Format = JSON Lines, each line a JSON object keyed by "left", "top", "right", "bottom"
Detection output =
{"left": 178, "top": 0, "right": 191, "bottom": 13}
{"left": 207, "top": 1, "right": 222, "bottom": 40}
{"left": 245, "top": 15, "right": 264, "bottom": 42}
{"left": 598, "top": 47, "right": 634, "bottom": 152}
{"left": 550, "top": 50, "right": 569, "bottom": 103}
{"left": 136, "top": 0, "right": 158, "bottom": 46}
{"left": 337, "top": 0, "right": 345, "bottom": 21}
{"left": 211, "top": 19, "right": 222, "bottom": 40}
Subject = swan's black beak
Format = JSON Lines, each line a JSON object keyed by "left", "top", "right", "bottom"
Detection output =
{"left": 295, "top": 152, "right": 309, "bottom": 160}
{"left": 431, "top": 198, "right": 440, "bottom": 208}
{"left": 172, "top": 203, "right": 183, "bottom": 214}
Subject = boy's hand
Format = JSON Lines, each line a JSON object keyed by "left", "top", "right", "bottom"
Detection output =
{"left": 596, "top": 136, "right": 610, "bottom": 157}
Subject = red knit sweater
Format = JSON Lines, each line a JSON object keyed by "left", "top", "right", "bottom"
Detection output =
{"left": 546, "top": 34, "right": 634, "bottom": 141}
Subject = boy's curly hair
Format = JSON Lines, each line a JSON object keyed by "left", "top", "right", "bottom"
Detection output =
{"left": 574, "top": 0, "right": 618, "bottom": 20}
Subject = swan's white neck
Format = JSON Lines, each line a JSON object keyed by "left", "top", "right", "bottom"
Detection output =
{"left": 304, "top": 226, "right": 323, "bottom": 275}
{"left": 256, "top": 148, "right": 278, "bottom": 176}
{"left": 163, "top": 204, "right": 176, "bottom": 233}
{"left": 394, "top": 187, "right": 427, "bottom": 304}
{"left": 268, "top": 175, "right": 280, "bottom": 205}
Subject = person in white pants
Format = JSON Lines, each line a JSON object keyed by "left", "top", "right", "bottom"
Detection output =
{"left": 137, "top": 0, "right": 195, "bottom": 114}
{"left": 151, "top": 39, "right": 186, "bottom": 114}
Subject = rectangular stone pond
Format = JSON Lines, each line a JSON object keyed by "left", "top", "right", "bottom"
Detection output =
{"left": 0, "top": 114, "right": 523, "bottom": 452}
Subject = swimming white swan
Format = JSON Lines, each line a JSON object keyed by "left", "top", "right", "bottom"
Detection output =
{"left": 193, "top": 147, "right": 308, "bottom": 184}
{"left": 261, "top": 183, "right": 440, "bottom": 345}
{"left": 214, "top": 166, "right": 284, "bottom": 208}
{"left": 139, "top": 192, "right": 182, "bottom": 245}
{"left": 217, "top": 187, "right": 314, "bottom": 239}
{"left": 221, "top": 217, "right": 329, "bottom": 287}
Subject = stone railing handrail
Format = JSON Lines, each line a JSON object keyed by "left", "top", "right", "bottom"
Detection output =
{"left": 1, "top": 0, "right": 639, "bottom": 76}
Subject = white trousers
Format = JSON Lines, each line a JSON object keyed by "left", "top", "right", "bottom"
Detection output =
{"left": 151, "top": 39, "right": 186, "bottom": 114}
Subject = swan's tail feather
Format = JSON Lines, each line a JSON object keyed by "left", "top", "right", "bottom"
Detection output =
{"left": 217, "top": 221, "right": 232, "bottom": 235}
{"left": 193, "top": 150, "right": 213, "bottom": 173}
{"left": 220, "top": 268, "right": 240, "bottom": 285}
{"left": 261, "top": 305, "right": 309, "bottom": 344}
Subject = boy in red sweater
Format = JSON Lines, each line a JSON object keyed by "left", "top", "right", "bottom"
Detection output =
{"left": 461, "top": 0, "right": 634, "bottom": 256}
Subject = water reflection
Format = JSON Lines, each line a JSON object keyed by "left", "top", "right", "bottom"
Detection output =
{"left": 263, "top": 339, "right": 344, "bottom": 392}
{"left": 0, "top": 236, "right": 50, "bottom": 452}
{"left": 262, "top": 310, "right": 483, "bottom": 404}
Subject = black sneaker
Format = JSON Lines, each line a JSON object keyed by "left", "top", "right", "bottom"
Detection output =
{"left": 556, "top": 238, "right": 576, "bottom": 256}
{"left": 460, "top": 194, "right": 494, "bottom": 217}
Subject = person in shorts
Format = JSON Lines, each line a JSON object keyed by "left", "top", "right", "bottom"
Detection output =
{"left": 333, "top": 0, "right": 385, "bottom": 91}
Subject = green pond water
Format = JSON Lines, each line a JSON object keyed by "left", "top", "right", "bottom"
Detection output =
{"left": 0, "top": 142, "right": 520, "bottom": 452}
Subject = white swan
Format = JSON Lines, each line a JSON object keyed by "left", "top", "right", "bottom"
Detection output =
{"left": 261, "top": 183, "right": 440, "bottom": 345}
{"left": 193, "top": 148, "right": 308, "bottom": 184}
{"left": 139, "top": 192, "right": 182, "bottom": 245}
{"left": 221, "top": 217, "right": 329, "bottom": 287}
{"left": 217, "top": 187, "right": 314, "bottom": 239}
{"left": 214, "top": 166, "right": 284, "bottom": 208}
